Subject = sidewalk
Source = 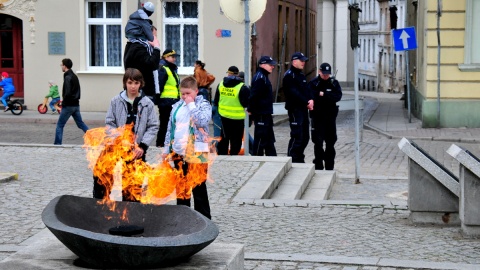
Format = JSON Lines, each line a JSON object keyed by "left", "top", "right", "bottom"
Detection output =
{"left": 345, "top": 90, "right": 480, "bottom": 142}
{"left": 0, "top": 109, "right": 106, "bottom": 126}
{"left": 4, "top": 92, "right": 480, "bottom": 142}
{"left": 2, "top": 94, "right": 480, "bottom": 269}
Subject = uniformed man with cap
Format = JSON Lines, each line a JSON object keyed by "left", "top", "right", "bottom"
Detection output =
{"left": 213, "top": 66, "right": 250, "bottom": 155}
{"left": 248, "top": 56, "right": 277, "bottom": 156}
{"left": 308, "top": 62, "right": 342, "bottom": 170}
{"left": 283, "top": 52, "right": 314, "bottom": 163}
{"left": 156, "top": 48, "right": 181, "bottom": 147}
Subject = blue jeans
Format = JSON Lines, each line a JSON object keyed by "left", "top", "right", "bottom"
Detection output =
{"left": 1, "top": 93, "right": 13, "bottom": 107}
{"left": 54, "top": 106, "right": 89, "bottom": 145}
{"left": 49, "top": 97, "right": 60, "bottom": 111}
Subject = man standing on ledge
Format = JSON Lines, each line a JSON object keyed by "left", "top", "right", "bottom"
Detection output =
{"left": 282, "top": 52, "right": 313, "bottom": 163}
{"left": 54, "top": 58, "right": 89, "bottom": 145}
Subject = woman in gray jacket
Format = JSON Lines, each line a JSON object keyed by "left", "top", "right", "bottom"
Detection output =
{"left": 93, "top": 68, "right": 159, "bottom": 201}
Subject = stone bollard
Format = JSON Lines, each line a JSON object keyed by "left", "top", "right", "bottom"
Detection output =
{"left": 447, "top": 144, "right": 480, "bottom": 238}
{"left": 398, "top": 138, "right": 459, "bottom": 225}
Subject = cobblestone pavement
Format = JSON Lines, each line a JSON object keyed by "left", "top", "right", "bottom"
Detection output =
{"left": 1, "top": 98, "right": 480, "bottom": 269}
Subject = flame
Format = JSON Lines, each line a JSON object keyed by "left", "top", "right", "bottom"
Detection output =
{"left": 83, "top": 123, "right": 216, "bottom": 211}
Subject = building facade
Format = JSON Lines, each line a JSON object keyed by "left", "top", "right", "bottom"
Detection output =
{"left": 0, "top": 0, "right": 252, "bottom": 112}
{"left": 407, "top": 0, "right": 480, "bottom": 127}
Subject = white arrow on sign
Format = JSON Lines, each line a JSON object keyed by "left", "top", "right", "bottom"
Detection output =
{"left": 400, "top": 30, "right": 410, "bottom": 49}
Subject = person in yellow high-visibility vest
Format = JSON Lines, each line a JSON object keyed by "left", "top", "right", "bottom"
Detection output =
{"left": 212, "top": 66, "right": 250, "bottom": 155}
{"left": 156, "top": 49, "right": 180, "bottom": 147}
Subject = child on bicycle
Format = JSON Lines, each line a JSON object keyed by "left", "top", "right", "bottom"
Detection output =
{"left": 43, "top": 80, "right": 61, "bottom": 114}
{"left": 0, "top": 72, "right": 15, "bottom": 112}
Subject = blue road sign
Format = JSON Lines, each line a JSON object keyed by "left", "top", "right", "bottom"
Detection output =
{"left": 392, "top": 27, "right": 418, "bottom": 51}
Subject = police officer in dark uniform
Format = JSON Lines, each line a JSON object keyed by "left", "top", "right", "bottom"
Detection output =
{"left": 308, "top": 62, "right": 342, "bottom": 170}
{"left": 248, "top": 56, "right": 277, "bottom": 156}
{"left": 283, "top": 52, "right": 314, "bottom": 163}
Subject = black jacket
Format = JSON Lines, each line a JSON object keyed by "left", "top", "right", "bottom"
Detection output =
{"left": 282, "top": 66, "right": 312, "bottom": 111}
{"left": 62, "top": 69, "right": 81, "bottom": 107}
{"left": 213, "top": 76, "right": 250, "bottom": 108}
{"left": 123, "top": 42, "right": 161, "bottom": 97}
{"left": 248, "top": 67, "right": 273, "bottom": 115}
{"left": 308, "top": 76, "right": 342, "bottom": 119}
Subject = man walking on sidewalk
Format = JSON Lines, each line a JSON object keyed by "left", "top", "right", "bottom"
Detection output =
{"left": 54, "top": 58, "right": 89, "bottom": 145}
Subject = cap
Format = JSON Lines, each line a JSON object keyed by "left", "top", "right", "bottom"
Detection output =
{"left": 48, "top": 80, "right": 55, "bottom": 85}
{"left": 1, "top": 72, "right": 8, "bottom": 78}
{"left": 162, "top": 49, "right": 180, "bottom": 58}
{"left": 319, "top": 62, "right": 332, "bottom": 74}
{"left": 291, "top": 52, "right": 308, "bottom": 61}
{"left": 226, "top": 66, "right": 239, "bottom": 75}
{"left": 143, "top": 2, "right": 155, "bottom": 13}
{"left": 258, "top": 56, "right": 277, "bottom": 66}
{"left": 238, "top": 71, "right": 245, "bottom": 80}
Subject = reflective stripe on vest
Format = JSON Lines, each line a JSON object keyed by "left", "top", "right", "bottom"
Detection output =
{"left": 218, "top": 82, "right": 245, "bottom": 120}
{"left": 160, "top": 66, "right": 179, "bottom": 98}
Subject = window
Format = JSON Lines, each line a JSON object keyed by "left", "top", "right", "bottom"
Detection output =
{"left": 368, "top": 39, "right": 371, "bottom": 63}
{"left": 163, "top": 0, "right": 198, "bottom": 74}
{"left": 373, "top": 39, "right": 376, "bottom": 63}
{"left": 86, "top": 1, "right": 122, "bottom": 69}
{"left": 460, "top": 0, "right": 480, "bottom": 70}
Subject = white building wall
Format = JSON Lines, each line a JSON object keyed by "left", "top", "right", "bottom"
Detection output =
{"left": 317, "top": 0, "right": 354, "bottom": 87}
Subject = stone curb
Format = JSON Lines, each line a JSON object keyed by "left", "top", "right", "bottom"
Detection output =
{"left": 245, "top": 252, "right": 480, "bottom": 270}
{"left": 0, "top": 113, "right": 105, "bottom": 126}
{"left": 233, "top": 198, "right": 408, "bottom": 210}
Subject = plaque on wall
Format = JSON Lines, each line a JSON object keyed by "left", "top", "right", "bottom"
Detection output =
{"left": 48, "top": 32, "right": 65, "bottom": 55}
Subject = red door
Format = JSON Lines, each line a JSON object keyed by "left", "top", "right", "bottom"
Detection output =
{"left": 0, "top": 14, "right": 23, "bottom": 97}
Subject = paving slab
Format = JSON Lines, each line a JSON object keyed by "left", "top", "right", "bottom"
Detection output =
{"left": 0, "top": 229, "right": 244, "bottom": 270}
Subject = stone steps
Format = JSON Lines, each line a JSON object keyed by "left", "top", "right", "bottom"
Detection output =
{"left": 270, "top": 163, "right": 315, "bottom": 200}
{"left": 301, "top": 170, "right": 336, "bottom": 200}
{"left": 229, "top": 156, "right": 335, "bottom": 203}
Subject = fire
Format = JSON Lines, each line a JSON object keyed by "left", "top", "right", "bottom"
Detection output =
{"left": 83, "top": 123, "right": 216, "bottom": 209}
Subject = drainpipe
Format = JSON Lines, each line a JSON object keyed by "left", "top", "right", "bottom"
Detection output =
{"left": 436, "top": 0, "right": 442, "bottom": 127}
{"left": 333, "top": 0, "right": 337, "bottom": 71}
{"left": 306, "top": 0, "right": 309, "bottom": 62}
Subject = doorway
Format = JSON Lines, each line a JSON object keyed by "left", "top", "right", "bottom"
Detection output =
{"left": 0, "top": 14, "right": 23, "bottom": 97}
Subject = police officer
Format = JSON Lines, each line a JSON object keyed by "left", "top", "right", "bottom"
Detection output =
{"left": 308, "top": 62, "right": 342, "bottom": 170}
{"left": 213, "top": 66, "right": 250, "bottom": 155}
{"left": 156, "top": 49, "right": 180, "bottom": 147}
{"left": 248, "top": 56, "right": 277, "bottom": 156}
{"left": 283, "top": 52, "right": 314, "bottom": 163}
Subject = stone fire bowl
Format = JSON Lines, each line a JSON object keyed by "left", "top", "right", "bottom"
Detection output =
{"left": 41, "top": 195, "right": 219, "bottom": 269}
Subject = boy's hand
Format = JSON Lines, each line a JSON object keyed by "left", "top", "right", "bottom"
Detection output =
{"left": 133, "top": 146, "right": 144, "bottom": 160}
{"left": 184, "top": 95, "right": 194, "bottom": 104}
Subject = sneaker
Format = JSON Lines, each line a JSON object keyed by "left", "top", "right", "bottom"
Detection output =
{"left": 4, "top": 107, "right": 9, "bottom": 112}
{"left": 50, "top": 110, "right": 57, "bottom": 114}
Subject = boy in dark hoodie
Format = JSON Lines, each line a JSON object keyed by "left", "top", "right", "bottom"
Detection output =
{"left": 125, "top": 2, "right": 155, "bottom": 42}
{"left": 213, "top": 66, "right": 250, "bottom": 155}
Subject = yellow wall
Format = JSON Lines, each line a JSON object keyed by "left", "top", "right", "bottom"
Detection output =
{"left": 422, "top": 0, "right": 480, "bottom": 99}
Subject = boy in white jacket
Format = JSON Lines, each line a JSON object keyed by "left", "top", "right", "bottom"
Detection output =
{"left": 162, "top": 76, "right": 212, "bottom": 219}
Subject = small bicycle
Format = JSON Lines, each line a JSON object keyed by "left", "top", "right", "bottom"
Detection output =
{"left": 4, "top": 96, "right": 24, "bottom": 115}
{"left": 38, "top": 97, "right": 62, "bottom": 114}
